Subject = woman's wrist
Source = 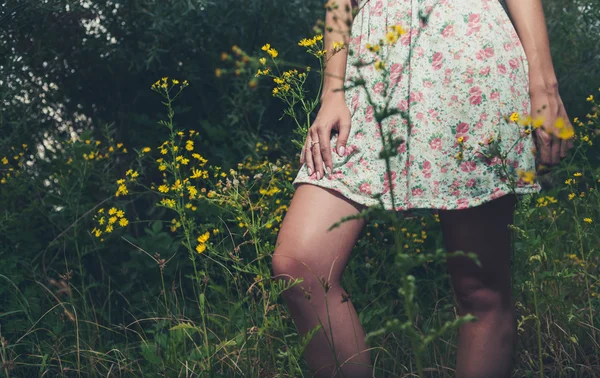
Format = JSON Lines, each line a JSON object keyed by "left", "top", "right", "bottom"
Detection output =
{"left": 320, "top": 87, "right": 345, "bottom": 103}
{"left": 529, "top": 72, "right": 559, "bottom": 96}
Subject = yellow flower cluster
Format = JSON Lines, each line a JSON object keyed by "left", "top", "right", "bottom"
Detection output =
{"left": 151, "top": 77, "right": 189, "bottom": 91}
{"left": 270, "top": 69, "right": 307, "bottom": 97}
{"left": 196, "top": 231, "right": 210, "bottom": 254}
{"left": 298, "top": 34, "right": 323, "bottom": 47}
{"left": 509, "top": 112, "right": 574, "bottom": 140}
{"left": 0, "top": 144, "right": 28, "bottom": 185}
{"left": 115, "top": 169, "right": 139, "bottom": 197}
{"left": 92, "top": 207, "right": 129, "bottom": 239}
{"left": 536, "top": 196, "right": 558, "bottom": 207}
{"left": 261, "top": 43, "right": 279, "bottom": 59}
{"left": 517, "top": 169, "right": 536, "bottom": 185}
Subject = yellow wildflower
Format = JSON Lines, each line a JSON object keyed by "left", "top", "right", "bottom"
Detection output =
{"left": 196, "top": 243, "right": 207, "bottom": 254}
{"left": 119, "top": 218, "right": 129, "bottom": 227}
{"left": 142, "top": 147, "right": 151, "bottom": 153}
{"left": 583, "top": 218, "right": 593, "bottom": 224}
{"left": 517, "top": 169, "right": 536, "bottom": 184}
{"left": 158, "top": 185, "right": 170, "bottom": 193}
{"left": 197, "top": 231, "right": 210, "bottom": 244}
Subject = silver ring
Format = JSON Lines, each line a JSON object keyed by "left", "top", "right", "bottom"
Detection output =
{"left": 310, "top": 141, "right": 320, "bottom": 148}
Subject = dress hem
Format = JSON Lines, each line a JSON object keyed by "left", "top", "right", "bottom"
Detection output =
{"left": 292, "top": 176, "right": 541, "bottom": 215}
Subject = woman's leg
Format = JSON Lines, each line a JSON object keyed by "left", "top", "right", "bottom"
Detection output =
{"left": 272, "top": 183, "right": 373, "bottom": 378}
{"left": 439, "top": 194, "right": 518, "bottom": 378}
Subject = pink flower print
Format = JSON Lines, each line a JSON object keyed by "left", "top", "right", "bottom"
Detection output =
{"left": 483, "top": 47, "right": 494, "bottom": 58}
{"left": 503, "top": 42, "right": 512, "bottom": 52}
{"left": 456, "top": 122, "right": 470, "bottom": 134}
{"left": 466, "top": 76, "right": 474, "bottom": 85}
{"left": 479, "top": 66, "right": 491, "bottom": 76}
{"left": 441, "top": 24, "right": 454, "bottom": 38}
{"left": 423, "top": 171, "right": 432, "bottom": 179}
{"left": 432, "top": 52, "right": 443, "bottom": 70}
{"left": 409, "top": 91, "right": 423, "bottom": 104}
{"left": 422, "top": 160, "right": 431, "bottom": 170}
{"left": 466, "top": 178, "right": 477, "bottom": 187}
{"left": 373, "top": 82, "right": 384, "bottom": 95}
{"left": 475, "top": 121, "right": 483, "bottom": 130}
{"left": 345, "top": 144, "right": 358, "bottom": 156}
{"left": 497, "top": 63, "right": 507, "bottom": 74}
{"left": 345, "top": 161, "right": 354, "bottom": 168}
{"left": 490, "top": 90, "right": 500, "bottom": 100}
{"left": 490, "top": 188, "right": 505, "bottom": 200}
{"left": 416, "top": 112, "right": 425, "bottom": 121}
{"left": 515, "top": 142, "right": 524, "bottom": 154}
{"left": 397, "top": 99, "right": 409, "bottom": 112}
{"left": 354, "top": 132, "right": 364, "bottom": 140}
{"left": 328, "top": 171, "right": 345, "bottom": 179}
{"left": 451, "top": 189, "right": 461, "bottom": 197}
{"left": 468, "top": 13, "right": 481, "bottom": 24}
{"left": 365, "top": 106, "right": 374, "bottom": 122}
{"left": 397, "top": 142, "right": 407, "bottom": 154}
{"left": 469, "top": 86, "right": 483, "bottom": 105}
{"left": 382, "top": 171, "right": 397, "bottom": 195}
{"left": 351, "top": 93, "right": 360, "bottom": 112}
{"left": 370, "top": 0, "right": 383, "bottom": 16}
{"left": 359, "top": 182, "right": 372, "bottom": 195}
{"left": 508, "top": 58, "right": 519, "bottom": 69}
{"left": 488, "top": 156, "right": 502, "bottom": 166}
{"left": 460, "top": 161, "right": 477, "bottom": 172}
{"left": 457, "top": 198, "right": 470, "bottom": 209}
{"left": 415, "top": 46, "right": 425, "bottom": 58}
{"left": 429, "top": 137, "right": 442, "bottom": 150}
{"left": 423, "top": 80, "right": 433, "bottom": 88}
{"left": 441, "top": 167, "right": 448, "bottom": 173}
{"left": 412, "top": 188, "right": 424, "bottom": 197}
{"left": 390, "top": 63, "right": 403, "bottom": 85}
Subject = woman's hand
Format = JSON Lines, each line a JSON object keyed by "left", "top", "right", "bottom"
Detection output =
{"left": 530, "top": 86, "right": 575, "bottom": 170}
{"left": 300, "top": 92, "right": 352, "bottom": 180}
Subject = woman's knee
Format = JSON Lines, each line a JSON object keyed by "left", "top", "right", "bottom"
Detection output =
{"left": 452, "top": 275, "right": 512, "bottom": 314}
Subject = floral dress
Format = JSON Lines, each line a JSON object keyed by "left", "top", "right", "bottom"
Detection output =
{"left": 292, "top": 0, "right": 541, "bottom": 216}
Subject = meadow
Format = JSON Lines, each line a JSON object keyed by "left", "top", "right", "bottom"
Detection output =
{"left": 1, "top": 0, "right": 600, "bottom": 377}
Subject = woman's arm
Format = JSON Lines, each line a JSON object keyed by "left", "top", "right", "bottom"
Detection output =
{"left": 320, "top": 0, "right": 355, "bottom": 102}
{"left": 504, "top": 0, "right": 559, "bottom": 94}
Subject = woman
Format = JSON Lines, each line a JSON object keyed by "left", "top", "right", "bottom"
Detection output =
{"left": 272, "top": 0, "right": 573, "bottom": 376}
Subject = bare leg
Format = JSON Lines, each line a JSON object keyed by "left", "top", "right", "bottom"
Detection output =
{"left": 272, "top": 183, "right": 373, "bottom": 378}
{"left": 439, "top": 194, "right": 518, "bottom": 378}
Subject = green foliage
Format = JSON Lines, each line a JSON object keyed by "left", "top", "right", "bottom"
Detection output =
{"left": 0, "top": 0, "right": 600, "bottom": 377}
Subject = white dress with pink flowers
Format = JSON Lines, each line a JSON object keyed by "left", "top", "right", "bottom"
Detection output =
{"left": 292, "top": 0, "right": 541, "bottom": 215}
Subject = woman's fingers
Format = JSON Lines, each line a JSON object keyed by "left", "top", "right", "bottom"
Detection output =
{"left": 310, "top": 126, "right": 325, "bottom": 180}
{"left": 535, "top": 128, "right": 553, "bottom": 166}
{"left": 304, "top": 134, "right": 315, "bottom": 176}
{"left": 318, "top": 124, "right": 333, "bottom": 175}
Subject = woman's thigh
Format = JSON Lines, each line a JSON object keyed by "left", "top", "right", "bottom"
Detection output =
{"left": 272, "top": 183, "right": 367, "bottom": 289}
{"left": 438, "top": 194, "right": 517, "bottom": 311}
